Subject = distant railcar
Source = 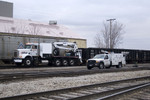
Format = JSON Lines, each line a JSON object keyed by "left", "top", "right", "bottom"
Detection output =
{"left": 79, "top": 48, "right": 150, "bottom": 64}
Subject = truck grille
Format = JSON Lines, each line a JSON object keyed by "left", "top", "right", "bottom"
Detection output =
{"left": 88, "top": 60, "right": 96, "bottom": 64}
{"left": 14, "top": 51, "right": 18, "bottom": 58}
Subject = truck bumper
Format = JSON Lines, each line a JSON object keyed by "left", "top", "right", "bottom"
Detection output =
{"left": 14, "top": 58, "right": 23, "bottom": 63}
{"left": 87, "top": 63, "right": 99, "bottom": 67}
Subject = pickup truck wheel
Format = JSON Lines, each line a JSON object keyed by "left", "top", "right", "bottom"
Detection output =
{"left": 116, "top": 62, "right": 122, "bottom": 68}
{"left": 24, "top": 58, "right": 32, "bottom": 67}
{"left": 62, "top": 59, "right": 68, "bottom": 66}
{"left": 55, "top": 59, "right": 61, "bottom": 66}
{"left": 99, "top": 63, "right": 104, "bottom": 69}
{"left": 69, "top": 59, "right": 75, "bottom": 66}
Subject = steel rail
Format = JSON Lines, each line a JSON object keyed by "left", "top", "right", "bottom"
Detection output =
{"left": 70, "top": 83, "right": 150, "bottom": 100}
{"left": 98, "top": 82, "right": 150, "bottom": 100}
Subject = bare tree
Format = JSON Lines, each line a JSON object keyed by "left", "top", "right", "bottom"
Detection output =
{"left": 94, "top": 32, "right": 105, "bottom": 48}
{"left": 94, "top": 21, "right": 124, "bottom": 48}
{"left": 4, "top": 21, "right": 27, "bottom": 34}
{"left": 28, "top": 23, "right": 41, "bottom": 35}
{"left": 14, "top": 22, "right": 27, "bottom": 34}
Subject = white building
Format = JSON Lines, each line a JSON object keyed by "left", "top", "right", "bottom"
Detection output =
{"left": 0, "top": 16, "right": 86, "bottom": 48}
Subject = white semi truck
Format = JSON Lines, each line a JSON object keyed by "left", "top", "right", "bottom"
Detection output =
{"left": 13, "top": 42, "right": 82, "bottom": 67}
{"left": 87, "top": 52, "right": 126, "bottom": 70}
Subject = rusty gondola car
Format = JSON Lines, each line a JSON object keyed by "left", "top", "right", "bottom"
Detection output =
{"left": 79, "top": 48, "right": 150, "bottom": 65}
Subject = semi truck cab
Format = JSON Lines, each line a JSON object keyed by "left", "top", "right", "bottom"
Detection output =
{"left": 14, "top": 43, "right": 40, "bottom": 66}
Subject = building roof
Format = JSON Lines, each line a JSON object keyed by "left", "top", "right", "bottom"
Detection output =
{"left": 0, "top": 16, "right": 85, "bottom": 40}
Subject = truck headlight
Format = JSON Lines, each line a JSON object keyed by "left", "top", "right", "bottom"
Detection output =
{"left": 96, "top": 60, "right": 100, "bottom": 63}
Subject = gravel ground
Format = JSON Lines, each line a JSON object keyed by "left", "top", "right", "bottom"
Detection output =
{"left": 0, "top": 70, "right": 150, "bottom": 98}
{"left": 0, "top": 63, "right": 149, "bottom": 72}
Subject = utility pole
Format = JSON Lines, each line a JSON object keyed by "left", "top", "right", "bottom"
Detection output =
{"left": 107, "top": 18, "right": 116, "bottom": 48}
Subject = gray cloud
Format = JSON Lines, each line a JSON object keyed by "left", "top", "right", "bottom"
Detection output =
{"left": 6, "top": 0, "right": 150, "bottom": 49}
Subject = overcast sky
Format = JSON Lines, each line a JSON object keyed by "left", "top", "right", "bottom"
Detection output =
{"left": 5, "top": 0, "right": 150, "bottom": 50}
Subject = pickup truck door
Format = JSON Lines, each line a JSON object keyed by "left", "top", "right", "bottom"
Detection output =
{"left": 104, "top": 55, "right": 110, "bottom": 66}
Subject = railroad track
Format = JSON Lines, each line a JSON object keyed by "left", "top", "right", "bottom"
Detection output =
{"left": 0, "top": 76, "right": 150, "bottom": 100}
{"left": 0, "top": 66, "right": 150, "bottom": 82}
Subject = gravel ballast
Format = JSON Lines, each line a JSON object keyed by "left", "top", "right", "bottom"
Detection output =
{"left": 0, "top": 70, "right": 150, "bottom": 98}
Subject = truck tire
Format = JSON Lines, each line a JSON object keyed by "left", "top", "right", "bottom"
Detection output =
{"left": 99, "top": 62, "right": 104, "bottom": 69}
{"left": 62, "top": 59, "right": 68, "bottom": 66}
{"left": 69, "top": 59, "right": 75, "bottom": 66}
{"left": 116, "top": 62, "right": 122, "bottom": 68}
{"left": 24, "top": 57, "right": 32, "bottom": 67}
{"left": 55, "top": 59, "right": 61, "bottom": 66}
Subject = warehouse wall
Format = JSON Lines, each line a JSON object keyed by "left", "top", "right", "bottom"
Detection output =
{"left": 67, "top": 39, "right": 87, "bottom": 48}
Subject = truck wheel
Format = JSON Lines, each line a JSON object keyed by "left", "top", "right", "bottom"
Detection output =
{"left": 69, "top": 59, "right": 75, "bottom": 66}
{"left": 55, "top": 59, "right": 61, "bottom": 66}
{"left": 24, "top": 58, "right": 32, "bottom": 67}
{"left": 99, "top": 63, "right": 104, "bottom": 69}
{"left": 116, "top": 62, "right": 122, "bottom": 68}
{"left": 62, "top": 59, "right": 68, "bottom": 66}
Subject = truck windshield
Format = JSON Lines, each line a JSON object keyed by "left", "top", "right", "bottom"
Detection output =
{"left": 93, "top": 54, "right": 105, "bottom": 59}
{"left": 25, "top": 45, "right": 32, "bottom": 49}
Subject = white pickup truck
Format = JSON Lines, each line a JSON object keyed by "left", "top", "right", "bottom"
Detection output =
{"left": 87, "top": 53, "right": 126, "bottom": 70}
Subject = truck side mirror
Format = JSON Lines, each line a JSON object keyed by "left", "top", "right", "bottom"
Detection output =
{"left": 104, "top": 56, "right": 108, "bottom": 59}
